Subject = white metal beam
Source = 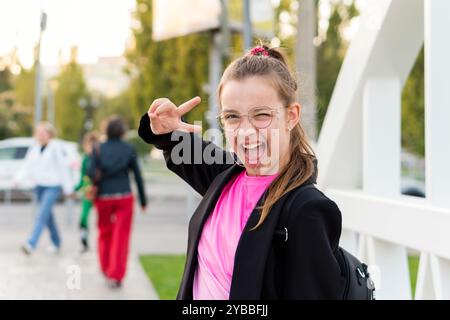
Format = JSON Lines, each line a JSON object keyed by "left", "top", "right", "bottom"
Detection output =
{"left": 328, "top": 189, "right": 450, "bottom": 259}
{"left": 317, "top": 0, "right": 424, "bottom": 189}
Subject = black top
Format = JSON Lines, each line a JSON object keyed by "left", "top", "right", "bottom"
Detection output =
{"left": 138, "top": 113, "right": 344, "bottom": 300}
{"left": 88, "top": 139, "right": 147, "bottom": 207}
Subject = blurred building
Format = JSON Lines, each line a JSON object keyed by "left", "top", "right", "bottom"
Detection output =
{"left": 43, "top": 56, "right": 129, "bottom": 98}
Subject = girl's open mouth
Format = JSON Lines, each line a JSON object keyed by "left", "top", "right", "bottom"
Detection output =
{"left": 240, "top": 142, "right": 266, "bottom": 165}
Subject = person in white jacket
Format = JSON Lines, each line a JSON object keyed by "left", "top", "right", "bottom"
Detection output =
{"left": 13, "top": 122, "right": 74, "bottom": 255}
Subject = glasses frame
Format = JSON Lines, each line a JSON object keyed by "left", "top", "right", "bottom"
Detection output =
{"left": 216, "top": 106, "right": 283, "bottom": 132}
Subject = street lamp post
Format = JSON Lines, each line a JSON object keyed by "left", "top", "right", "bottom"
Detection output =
{"left": 47, "top": 80, "right": 58, "bottom": 126}
{"left": 78, "top": 95, "right": 99, "bottom": 139}
{"left": 34, "top": 11, "right": 47, "bottom": 128}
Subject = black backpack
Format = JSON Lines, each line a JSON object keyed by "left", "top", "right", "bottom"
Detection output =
{"left": 273, "top": 184, "right": 376, "bottom": 300}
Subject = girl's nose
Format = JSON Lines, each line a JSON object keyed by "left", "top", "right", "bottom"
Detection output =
{"left": 236, "top": 125, "right": 257, "bottom": 138}
{"left": 238, "top": 115, "right": 256, "bottom": 131}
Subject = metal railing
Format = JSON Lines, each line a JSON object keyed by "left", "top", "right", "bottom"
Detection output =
{"left": 316, "top": 0, "right": 450, "bottom": 299}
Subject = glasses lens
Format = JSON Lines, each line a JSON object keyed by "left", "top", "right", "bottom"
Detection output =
{"left": 249, "top": 109, "right": 273, "bottom": 129}
{"left": 220, "top": 113, "right": 240, "bottom": 130}
{"left": 219, "top": 108, "right": 275, "bottom": 130}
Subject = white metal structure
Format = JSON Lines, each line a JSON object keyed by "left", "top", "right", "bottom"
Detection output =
{"left": 316, "top": 0, "right": 450, "bottom": 299}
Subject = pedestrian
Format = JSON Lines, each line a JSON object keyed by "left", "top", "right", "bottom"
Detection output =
{"left": 138, "top": 45, "right": 344, "bottom": 299}
{"left": 13, "top": 122, "right": 74, "bottom": 255}
{"left": 74, "top": 132, "right": 98, "bottom": 253}
{"left": 89, "top": 116, "right": 147, "bottom": 288}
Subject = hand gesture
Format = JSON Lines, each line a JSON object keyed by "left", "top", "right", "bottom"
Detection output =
{"left": 147, "top": 97, "right": 202, "bottom": 135}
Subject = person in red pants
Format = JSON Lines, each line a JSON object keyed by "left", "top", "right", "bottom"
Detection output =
{"left": 89, "top": 116, "right": 147, "bottom": 288}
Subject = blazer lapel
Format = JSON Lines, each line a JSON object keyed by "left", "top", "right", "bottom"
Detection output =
{"left": 177, "top": 164, "right": 244, "bottom": 299}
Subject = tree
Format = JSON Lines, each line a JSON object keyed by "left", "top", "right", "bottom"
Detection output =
{"left": 126, "top": 0, "right": 212, "bottom": 128}
{"left": 94, "top": 91, "right": 134, "bottom": 130}
{"left": 0, "top": 66, "right": 13, "bottom": 93}
{"left": 54, "top": 50, "right": 89, "bottom": 142}
{"left": 0, "top": 107, "right": 33, "bottom": 140}
{"left": 402, "top": 47, "right": 425, "bottom": 157}
{"left": 316, "top": 0, "right": 358, "bottom": 133}
{"left": 0, "top": 60, "right": 33, "bottom": 139}
{"left": 13, "top": 65, "right": 35, "bottom": 111}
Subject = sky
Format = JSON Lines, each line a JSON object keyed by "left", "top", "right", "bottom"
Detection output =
{"left": 0, "top": 0, "right": 136, "bottom": 68}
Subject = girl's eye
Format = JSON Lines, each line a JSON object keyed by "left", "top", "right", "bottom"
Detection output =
{"left": 224, "top": 114, "right": 240, "bottom": 120}
{"left": 253, "top": 113, "right": 271, "bottom": 120}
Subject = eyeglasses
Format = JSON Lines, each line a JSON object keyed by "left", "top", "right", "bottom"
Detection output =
{"left": 217, "top": 107, "right": 281, "bottom": 131}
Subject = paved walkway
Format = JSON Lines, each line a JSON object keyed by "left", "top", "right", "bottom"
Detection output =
{"left": 0, "top": 180, "right": 202, "bottom": 300}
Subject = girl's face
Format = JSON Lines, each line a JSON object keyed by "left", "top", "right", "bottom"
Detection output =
{"left": 83, "top": 141, "right": 93, "bottom": 154}
{"left": 220, "top": 76, "right": 300, "bottom": 176}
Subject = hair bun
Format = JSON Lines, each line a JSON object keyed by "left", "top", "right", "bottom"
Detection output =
{"left": 248, "top": 44, "right": 289, "bottom": 67}
{"left": 264, "top": 46, "right": 288, "bottom": 66}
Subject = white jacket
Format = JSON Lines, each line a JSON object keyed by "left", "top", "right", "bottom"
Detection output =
{"left": 13, "top": 139, "right": 74, "bottom": 195}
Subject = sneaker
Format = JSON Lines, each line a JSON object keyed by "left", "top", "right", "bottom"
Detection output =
{"left": 46, "top": 244, "right": 61, "bottom": 255}
{"left": 80, "top": 239, "right": 89, "bottom": 254}
{"left": 107, "top": 279, "right": 122, "bottom": 289}
{"left": 79, "top": 244, "right": 89, "bottom": 254}
{"left": 21, "top": 243, "right": 33, "bottom": 256}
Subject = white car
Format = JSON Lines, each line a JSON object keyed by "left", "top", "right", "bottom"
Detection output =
{"left": 0, "top": 137, "right": 82, "bottom": 199}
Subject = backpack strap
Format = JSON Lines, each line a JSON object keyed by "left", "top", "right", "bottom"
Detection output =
{"left": 273, "top": 184, "right": 316, "bottom": 244}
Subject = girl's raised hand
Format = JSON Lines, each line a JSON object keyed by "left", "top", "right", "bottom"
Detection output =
{"left": 147, "top": 97, "right": 202, "bottom": 135}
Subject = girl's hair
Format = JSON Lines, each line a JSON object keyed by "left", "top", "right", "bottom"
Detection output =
{"left": 82, "top": 132, "right": 99, "bottom": 146}
{"left": 106, "top": 116, "right": 127, "bottom": 140}
{"left": 218, "top": 44, "right": 317, "bottom": 230}
{"left": 37, "top": 121, "right": 57, "bottom": 138}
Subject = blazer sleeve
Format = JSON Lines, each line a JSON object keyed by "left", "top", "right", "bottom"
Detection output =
{"left": 138, "top": 113, "right": 235, "bottom": 196}
{"left": 280, "top": 198, "right": 344, "bottom": 300}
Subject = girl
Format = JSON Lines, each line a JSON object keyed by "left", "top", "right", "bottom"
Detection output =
{"left": 74, "top": 132, "right": 98, "bottom": 253}
{"left": 138, "top": 45, "right": 344, "bottom": 299}
{"left": 89, "top": 116, "right": 147, "bottom": 289}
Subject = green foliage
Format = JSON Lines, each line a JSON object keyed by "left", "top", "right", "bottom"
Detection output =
{"left": 0, "top": 92, "right": 33, "bottom": 140}
{"left": 0, "top": 67, "right": 13, "bottom": 93}
{"left": 54, "top": 59, "right": 89, "bottom": 142}
{"left": 316, "top": 0, "right": 358, "bottom": 133}
{"left": 402, "top": 47, "right": 425, "bottom": 157}
{"left": 13, "top": 65, "right": 35, "bottom": 111}
{"left": 94, "top": 91, "right": 135, "bottom": 130}
{"left": 0, "top": 107, "right": 33, "bottom": 140}
{"left": 126, "top": 0, "right": 210, "bottom": 128}
{"left": 0, "top": 63, "right": 34, "bottom": 139}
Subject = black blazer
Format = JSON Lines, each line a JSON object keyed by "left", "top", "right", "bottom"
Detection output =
{"left": 138, "top": 114, "right": 344, "bottom": 300}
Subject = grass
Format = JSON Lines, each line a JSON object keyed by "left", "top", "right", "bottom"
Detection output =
{"left": 409, "top": 255, "right": 420, "bottom": 299}
{"left": 140, "top": 254, "right": 421, "bottom": 300}
{"left": 139, "top": 255, "right": 186, "bottom": 300}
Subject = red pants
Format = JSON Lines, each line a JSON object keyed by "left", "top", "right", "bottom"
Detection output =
{"left": 95, "top": 194, "right": 134, "bottom": 281}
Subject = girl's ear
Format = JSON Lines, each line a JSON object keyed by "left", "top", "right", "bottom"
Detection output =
{"left": 286, "top": 103, "right": 301, "bottom": 130}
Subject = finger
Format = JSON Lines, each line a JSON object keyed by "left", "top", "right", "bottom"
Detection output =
{"left": 155, "top": 100, "right": 174, "bottom": 115}
{"left": 178, "top": 122, "right": 202, "bottom": 133}
{"left": 176, "top": 96, "right": 201, "bottom": 116}
{"left": 148, "top": 98, "right": 170, "bottom": 115}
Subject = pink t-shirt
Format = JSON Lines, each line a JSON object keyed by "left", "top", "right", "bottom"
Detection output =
{"left": 193, "top": 170, "right": 278, "bottom": 300}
